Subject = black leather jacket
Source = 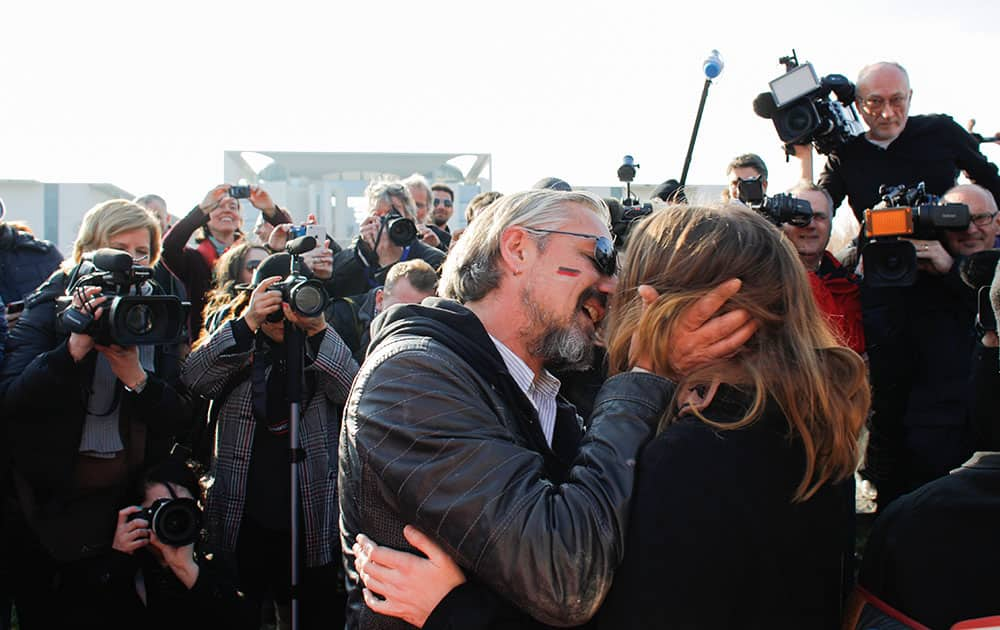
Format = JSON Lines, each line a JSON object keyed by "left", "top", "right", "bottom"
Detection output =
{"left": 338, "top": 299, "right": 676, "bottom": 628}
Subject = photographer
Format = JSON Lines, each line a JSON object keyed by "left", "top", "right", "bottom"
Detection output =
{"left": 181, "top": 252, "right": 358, "bottom": 628}
{"left": 0, "top": 200, "right": 191, "bottom": 628}
{"left": 102, "top": 459, "right": 256, "bottom": 630}
{"left": 862, "top": 183, "right": 999, "bottom": 508}
{"left": 0, "top": 199, "right": 64, "bottom": 328}
{"left": 162, "top": 184, "right": 291, "bottom": 341}
{"left": 725, "top": 153, "right": 768, "bottom": 202}
{"left": 329, "top": 179, "right": 445, "bottom": 298}
{"left": 807, "top": 62, "right": 1000, "bottom": 222}
{"left": 852, "top": 259, "right": 1000, "bottom": 628}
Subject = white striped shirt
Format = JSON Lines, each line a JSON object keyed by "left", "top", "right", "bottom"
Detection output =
{"left": 490, "top": 335, "right": 562, "bottom": 446}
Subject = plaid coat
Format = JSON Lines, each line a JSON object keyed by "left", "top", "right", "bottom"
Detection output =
{"left": 181, "top": 320, "right": 358, "bottom": 567}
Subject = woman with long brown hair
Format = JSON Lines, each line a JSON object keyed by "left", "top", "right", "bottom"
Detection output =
{"left": 597, "top": 203, "right": 870, "bottom": 628}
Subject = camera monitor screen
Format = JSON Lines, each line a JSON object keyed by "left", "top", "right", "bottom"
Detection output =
{"left": 770, "top": 63, "right": 821, "bottom": 108}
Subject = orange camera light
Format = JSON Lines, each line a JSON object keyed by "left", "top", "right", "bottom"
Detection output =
{"left": 865, "top": 206, "right": 914, "bottom": 238}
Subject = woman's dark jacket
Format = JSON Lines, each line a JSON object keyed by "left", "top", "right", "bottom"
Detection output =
{"left": 0, "top": 268, "right": 191, "bottom": 558}
{"left": 0, "top": 221, "right": 63, "bottom": 304}
{"left": 597, "top": 386, "right": 855, "bottom": 630}
{"left": 98, "top": 547, "right": 257, "bottom": 630}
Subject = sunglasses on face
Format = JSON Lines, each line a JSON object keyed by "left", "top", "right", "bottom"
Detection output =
{"left": 246, "top": 259, "right": 262, "bottom": 272}
{"left": 433, "top": 198, "right": 453, "bottom": 208}
{"left": 523, "top": 227, "right": 617, "bottom": 277}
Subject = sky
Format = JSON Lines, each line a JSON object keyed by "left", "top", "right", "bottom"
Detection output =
{"left": 3, "top": 0, "right": 999, "bottom": 222}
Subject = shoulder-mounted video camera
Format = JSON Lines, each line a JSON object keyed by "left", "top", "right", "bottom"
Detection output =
{"left": 753, "top": 50, "right": 864, "bottom": 155}
{"left": 58, "top": 249, "right": 187, "bottom": 345}
{"left": 735, "top": 177, "right": 813, "bottom": 228}
{"left": 861, "top": 182, "right": 970, "bottom": 287}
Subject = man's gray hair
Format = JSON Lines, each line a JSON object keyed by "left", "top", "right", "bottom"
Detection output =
{"left": 133, "top": 193, "right": 166, "bottom": 209}
{"left": 402, "top": 173, "right": 432, "bottom": 204}
{"left": 366, "top": 178, "right": 417, "bottom": 220}
{"left": 944, "top": 183, "right": 999, "bottom": 214}
{"left": 440, "top": 189, "right": 610, "bottom": 303}
{"left": 857, "top": 62, "right": 910, "bottom": 91}
{"left": 788, "top": 180, "right": 835, "bottom": 216}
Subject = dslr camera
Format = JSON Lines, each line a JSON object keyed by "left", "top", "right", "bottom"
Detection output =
{"left": 265, "top": 236, "right": 329, "bottom": 323}
{"left": 379, "top": 210, "right": 418, "bottom": 247}
{"left": 753, "top": 51, "right": 864, "bottom": 155}
{"left": 127, "top": 497, "right": 202, "bottom": 547}
{"left": 862, "top": 182, "right": 970, "bottom": 288}
{"left": 735, "top": 177, "right": 814, "bottom": 228}
{"left": 59, "top": 249, "right": 187, "bottom": 345}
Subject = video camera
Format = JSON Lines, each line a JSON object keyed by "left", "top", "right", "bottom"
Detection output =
{"left": 59, "top": 249, "right": 187, "bottom": 346}
{"left": 611, "top": 155, "right": 654, "bottom": 245}
{"left": 128, "top": 497, "right": 202, "bottom": 547}
{"left": 862, "top": 182, "right": 970, "bottom": 288}
{"left": 735, "top": 177, "right": 814, "bottom": 228}
{"left": 753, "top": 50, "right": 864, "bottom": 155}
{"left": 264, "top": 236, "right": 330, "bottom": 323}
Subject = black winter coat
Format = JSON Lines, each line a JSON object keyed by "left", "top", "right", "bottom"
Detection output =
{"left": 0, "top": 268, "right": 191, "bottom": 558}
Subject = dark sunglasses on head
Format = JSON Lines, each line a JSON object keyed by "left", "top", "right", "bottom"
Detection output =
{"left": 523, "top": 227, "right": 617, "bottom": 277}
{"left": 433, "top": 198, "right": 453, "bottom": 208}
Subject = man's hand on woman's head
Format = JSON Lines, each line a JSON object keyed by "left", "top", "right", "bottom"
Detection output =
{"left": 630, "top": 278, "right": 758, "bottom": 380}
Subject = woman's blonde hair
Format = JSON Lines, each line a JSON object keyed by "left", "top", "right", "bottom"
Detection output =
{"left": 605, "top": 203, "right": 869, "bottom": 501}
{"left": 68, "top": 199, "right": 161, "bottom": 268}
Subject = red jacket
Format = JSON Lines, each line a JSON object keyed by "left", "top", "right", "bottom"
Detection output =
{"left": 808, "top": 251, "right": 865, "bottom": 354}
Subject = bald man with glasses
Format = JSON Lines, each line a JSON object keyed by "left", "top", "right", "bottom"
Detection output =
{"left": 797, "top": 62, "right": 1000, "bottom": 225}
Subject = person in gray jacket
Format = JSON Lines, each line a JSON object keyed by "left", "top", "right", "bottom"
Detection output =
{"left": 339, "top": 189, "right": 756, "bottom": 628}
{"left": 182, "top": 252, "right": 358, "bottom": 628}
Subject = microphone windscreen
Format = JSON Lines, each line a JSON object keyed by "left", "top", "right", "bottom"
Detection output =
{"left": 92, "top": 248, "right": 134, "bottom": 272}
{"left": 753, "top": 92, "right": 778, "bottom": 119}
{"left": 959, "top": 248, "right": 1000, "bottom": 289}
{"left": 286, "top": 235, "right": 317, "bottom": 256}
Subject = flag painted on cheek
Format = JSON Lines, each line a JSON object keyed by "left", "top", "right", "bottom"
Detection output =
{"left": 557, "top": 267, "right": 582, "bottom": 277}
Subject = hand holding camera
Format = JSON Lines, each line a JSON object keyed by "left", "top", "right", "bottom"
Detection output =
{"left": 112, "top": 505, "right": 150, "bottom": 555}
{"left": 243, "top": 276, "right": 284, "bottom": 332}
{"left": 248, "top": 185, "right": 278, "bottom": 216}
{"left": 67, "top": 285, "right": 108, "bottom": 362}
{"left": 198, "top": 184, "right": 232, "bottom": 214}
{"left": 901, "top": 237, "right": 954, "bottom": 276}
{"left": 281, "top": 302, "right": 327, "bottom": 337}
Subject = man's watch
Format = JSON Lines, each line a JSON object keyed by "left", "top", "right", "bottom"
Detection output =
{"left": 124, "top": 372, "right": 149, "bottom": 395}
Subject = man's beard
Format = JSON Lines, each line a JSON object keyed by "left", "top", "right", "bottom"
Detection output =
{"left": 521, "top": 288, "right": 597, "bottom": 372}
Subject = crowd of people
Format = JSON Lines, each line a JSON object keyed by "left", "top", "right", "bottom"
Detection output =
{"left": 0, "top": 58, "right": 998, "bottom": 630}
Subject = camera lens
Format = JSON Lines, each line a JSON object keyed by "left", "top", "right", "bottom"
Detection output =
{"left": 385, "top": 215, "right": 417, "bottom": 246}
{"left": 152, "top": 499, "right": 201, "bottom": 547}
{"left": 290, "top": 281, "right": 327, "bottom": 317}
{"left": 124, "top": 303, "right": 154, "bottom": 336}
{"left": 785, "top": 107, "right": 813, "bottom": 135}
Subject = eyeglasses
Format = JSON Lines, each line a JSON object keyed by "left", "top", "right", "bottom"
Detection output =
{"left": 971, "top": 211, "right": 999, "bottom": 227}
{"left": 523, "top": 227, "right": 617, "bottom": 277}
{"left": 860, "top": 94, "right": 908, "bottom": 113}
{"left": 132, "top": 253, "right": 149, "bottom": 264}
{"left": 433, "top": 198, "right": 453, "bottom": 208}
